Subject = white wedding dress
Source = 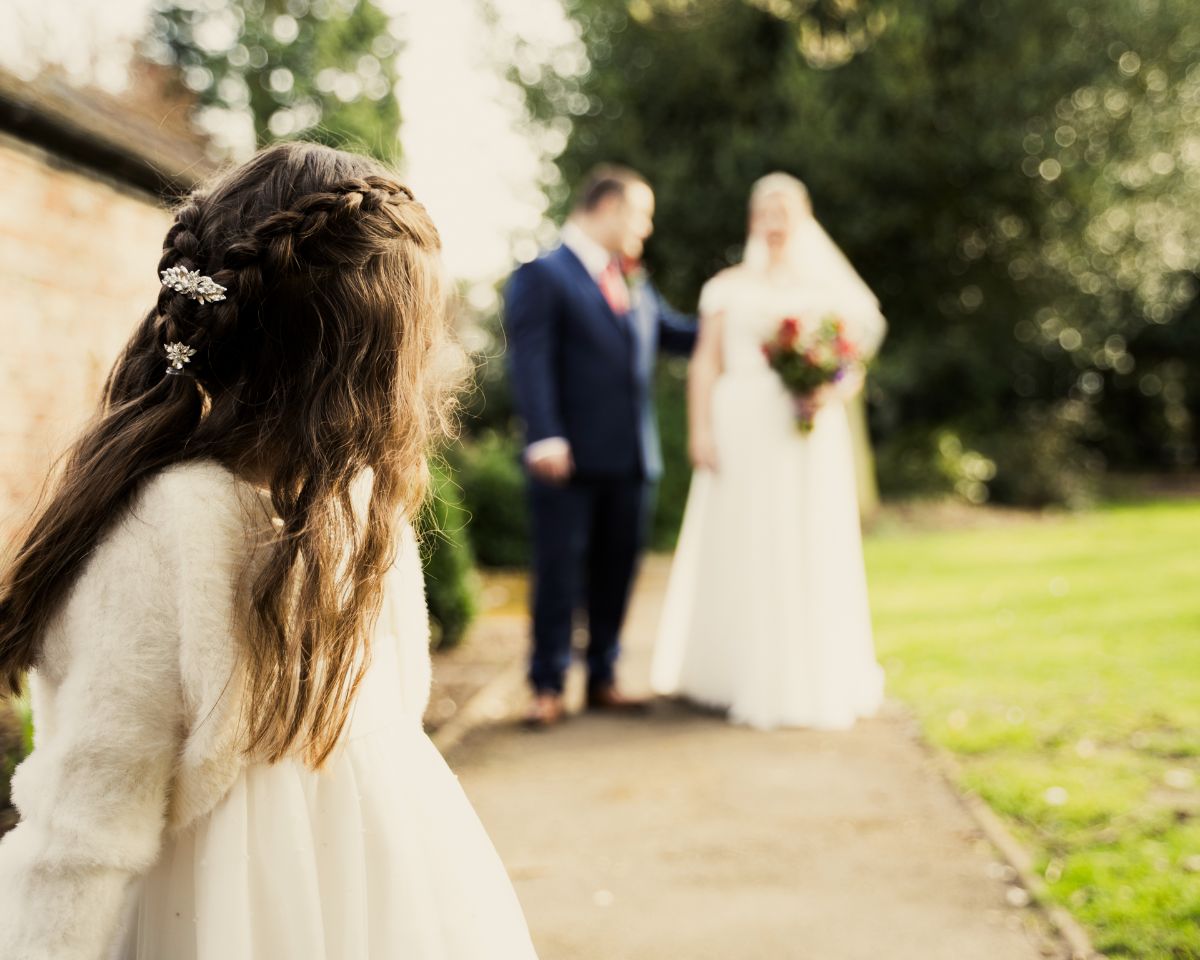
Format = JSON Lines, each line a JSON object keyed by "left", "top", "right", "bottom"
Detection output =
{"left": 651, "top": 267, "right": 886, "bottom": 730}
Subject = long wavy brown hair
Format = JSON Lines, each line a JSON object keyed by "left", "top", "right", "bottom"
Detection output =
{"left": 0, "top": 141, "right": 457, "bottom": 767}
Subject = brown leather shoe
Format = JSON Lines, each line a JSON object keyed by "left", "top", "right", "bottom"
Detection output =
{"left": 586, "top": 683, "right": 650, "bottom": 713}
{"left": 524, "top": 692, "right": 566, "bottom": 729}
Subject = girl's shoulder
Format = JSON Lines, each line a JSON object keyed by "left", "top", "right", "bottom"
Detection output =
{"left": 119, "top": 460, "right": 269, "bottom": 565}
{"left": 139, "top": 459, "right": 244, "bottom": 508}
{"left": 38, "top": 463, "right": 256, "bottom": 697}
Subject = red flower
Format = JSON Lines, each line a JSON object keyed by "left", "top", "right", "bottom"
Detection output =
{"left": 779, "top": 316, "right": 801, "bottom": 348}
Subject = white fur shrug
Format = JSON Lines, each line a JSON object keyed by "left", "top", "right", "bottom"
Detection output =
{"left": 0, "top": 461, "right": 423, "bottom": 960}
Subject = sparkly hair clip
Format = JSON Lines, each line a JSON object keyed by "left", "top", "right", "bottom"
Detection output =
{"left": 160, "top": 265, "right": 227, "bottom": 304}
{"left": 164, "top": 341, "right": 197, "bottom": 376}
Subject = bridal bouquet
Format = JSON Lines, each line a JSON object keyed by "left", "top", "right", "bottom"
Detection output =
{"left": 762, "top": 314, "right": 859, "bottom": 433}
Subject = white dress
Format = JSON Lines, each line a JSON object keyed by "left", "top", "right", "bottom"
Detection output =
{"left": 651, "top": 269, "right": 886, "bottom": 730}
{"left": 0, "top": 462, "right": 538, "bottom": 960}
{"left": 120, "top": 536, "right": 538, "bottom": 959}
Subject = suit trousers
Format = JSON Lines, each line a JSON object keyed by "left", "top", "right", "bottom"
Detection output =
{"left": 527, "top": 473, "right": 648, "bottom": 694}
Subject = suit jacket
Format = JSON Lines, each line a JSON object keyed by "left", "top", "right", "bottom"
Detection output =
{"left": 504, "top": 244, "right": 696, "bottom": 480}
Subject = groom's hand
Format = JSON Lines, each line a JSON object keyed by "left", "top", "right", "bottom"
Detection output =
{"left": 528, "top": 445, "right": 574, "bottom": 485}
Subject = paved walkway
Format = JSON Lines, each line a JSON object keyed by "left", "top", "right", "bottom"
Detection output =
{"left": 445, "top": 558, "right": 1062, "bottom": 960}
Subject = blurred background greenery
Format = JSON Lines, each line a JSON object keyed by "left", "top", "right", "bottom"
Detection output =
{"left": 135, "top": 0, "right": 1200, "bottom": 588}
{"left": 505, "top": 0, "right": 1200, "bottom": 526}
{"left": 461, "top": 0, "right": 1200, "bottom": 575}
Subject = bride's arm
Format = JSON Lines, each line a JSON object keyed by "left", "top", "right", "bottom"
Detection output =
{"left": 687, "top": 308, "right": 724, "bottom": 472}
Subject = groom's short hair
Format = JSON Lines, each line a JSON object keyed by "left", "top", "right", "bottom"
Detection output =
{"left": 574, "top": 164, "right": 648, "bottom": 212}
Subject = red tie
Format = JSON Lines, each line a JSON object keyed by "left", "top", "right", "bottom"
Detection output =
{"left": 598, "top": 260, "right": 630, "bottom": 316}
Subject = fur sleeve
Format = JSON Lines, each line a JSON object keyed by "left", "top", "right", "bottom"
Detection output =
{"left": 0, "top": 462, "right": 255, "bottom": 960}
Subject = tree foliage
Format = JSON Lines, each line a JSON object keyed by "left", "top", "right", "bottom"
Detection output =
{"left": 146, "top": 0, "right": 402, "bottom": 159}
{"left": 516, "top": 0, "right": 1200, "bottom": 503}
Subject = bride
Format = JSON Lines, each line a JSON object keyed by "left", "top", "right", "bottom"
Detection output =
{"left": 651, "top": 172, "right": 887, "bottom": 730}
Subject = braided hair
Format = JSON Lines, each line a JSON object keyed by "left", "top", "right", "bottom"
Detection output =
{"left": 0, "top": 142, "right": 457, "bottom": 767}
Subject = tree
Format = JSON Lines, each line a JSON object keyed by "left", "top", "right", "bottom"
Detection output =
{"left": 145, "top": 0, "right": 402, "bottom": 159}
{"left": 514, "top": 0, "right": 1200, "bottom": 506}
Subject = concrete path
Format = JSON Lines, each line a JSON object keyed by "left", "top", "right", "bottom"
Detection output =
{"left": 445, "top": 558, "right": 1062, "bottom": 960}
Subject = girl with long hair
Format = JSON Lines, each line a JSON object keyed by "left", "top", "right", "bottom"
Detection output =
{"left": 0, "top": 142, "right": 537, "bottom": 959}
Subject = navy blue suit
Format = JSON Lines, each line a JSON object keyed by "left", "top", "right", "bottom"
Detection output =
{"left": 504, "top": 244, "right": 696, "bottom": 693}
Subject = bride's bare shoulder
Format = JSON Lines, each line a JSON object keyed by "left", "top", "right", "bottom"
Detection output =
{"left": 698, "top": 268, "right": 744, "bottom": 319}
{"left": 707, "top": 265, "right": 745, "bottom": 285}
{"left": 700, "top": 265, "right": 745, "bottom": 302}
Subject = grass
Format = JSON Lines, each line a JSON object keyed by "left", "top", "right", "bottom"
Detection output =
{"left": 865, "top": 499, "right": 1200, "bottom": 960}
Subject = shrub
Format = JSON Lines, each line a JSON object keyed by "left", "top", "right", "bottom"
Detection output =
{"left": 420, "top": 462, "right": 479, "bottom": 649}
{"left": 652, "top": 359, "right": 691, "bottom": 550}
{"left": 0, "top": 696, "right": 28, "bottom": 837}
{"left": 981, "top": 409, "right": 1102, "bottom": 509}
{"left": 876, "top": 428, "right": 998, "bottom": 503}
{"left": 877, "top": 410, "right": 1102, "bottom": 509}
{"left": 453, "top": 431, "right": 530, "bottom": 568}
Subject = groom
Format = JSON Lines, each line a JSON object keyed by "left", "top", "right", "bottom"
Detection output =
{"left": 504, "top": 165, "right": 696, "bottom": 727}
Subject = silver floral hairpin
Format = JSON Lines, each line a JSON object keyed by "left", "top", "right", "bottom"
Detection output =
{"left": 160, "top": 265, "right": 227, "bottom": 304}
{"left": 164, "top": 341, "right": 197, "bottom": 375}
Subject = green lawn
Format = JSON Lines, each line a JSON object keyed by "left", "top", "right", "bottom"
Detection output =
{"left": 866, "top": 499, "right": 1200, "bottom": 960}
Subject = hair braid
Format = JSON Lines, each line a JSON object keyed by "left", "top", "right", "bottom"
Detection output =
{"left": 147, "top": 199, "right": 216, "bottom": 360}
{"left": 243, "top": 176, "right": 418, "bottom": 275}
{"left": 196, "top": 176, "right": 419, "bottom": 319}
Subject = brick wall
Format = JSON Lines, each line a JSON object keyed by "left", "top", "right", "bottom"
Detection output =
{"left": 0, "top": 135, "right": 170, "bottom": 547}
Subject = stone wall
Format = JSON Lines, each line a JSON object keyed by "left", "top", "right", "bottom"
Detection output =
{"left": 0, "top": 134, "right": 170, "bottom": 546}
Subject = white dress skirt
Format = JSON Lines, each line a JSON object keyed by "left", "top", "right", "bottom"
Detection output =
{"left": 651, "top": 269, "right": 886, "bottom": 730}
{"left": 115, "top": 536, "right": 538, "bottom": 960}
